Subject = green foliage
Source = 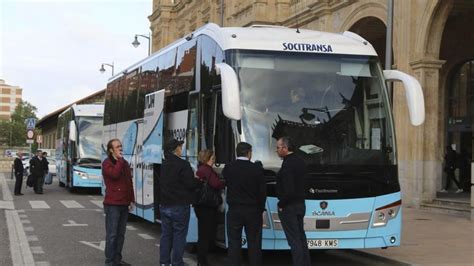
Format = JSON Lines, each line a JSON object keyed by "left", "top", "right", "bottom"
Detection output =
{"left": 0, "top": 100, "right": 38, "bottom": 146}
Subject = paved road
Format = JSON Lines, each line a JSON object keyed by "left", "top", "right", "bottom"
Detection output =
{"left": 1, "top": 173, "right": 403, "bottom": 265}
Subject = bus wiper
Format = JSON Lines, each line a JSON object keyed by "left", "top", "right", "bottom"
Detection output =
{"left": 78, "top": 158, "right": 101, "bottom": 164}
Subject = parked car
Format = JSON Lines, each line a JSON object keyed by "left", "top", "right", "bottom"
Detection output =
{"left": 46, "top": 157, "right": 56, "bottom": 176}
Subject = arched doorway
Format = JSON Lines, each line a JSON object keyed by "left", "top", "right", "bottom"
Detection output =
{"left": 439, "top": 1, "right": 474, "bottom": 195}
{"left": 446, "top": 60, "right": 474, "bottom": 192}
{"left": 349, "top": 17, "right": 387, "bottom": 68}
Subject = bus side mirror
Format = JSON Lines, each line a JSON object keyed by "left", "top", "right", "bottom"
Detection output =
{"left": 69, "top": 121, "right": 77, "bottom": 142}
{"left": 216, "top": 63, "right": 242, "bottom": 120}
{"left": 383, "top": 70, "right": 425, "bottom": 126}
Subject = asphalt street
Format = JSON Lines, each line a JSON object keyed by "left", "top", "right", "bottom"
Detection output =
{"left": 1, "top": 173, "right": 404, "bottom": 266}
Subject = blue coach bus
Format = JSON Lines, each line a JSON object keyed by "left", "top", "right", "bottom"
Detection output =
{"left": 56, "top": 104, "right": 104, "bottom": 191}
{"left": 101, "top": 23, "right": 424, "bottom": 250}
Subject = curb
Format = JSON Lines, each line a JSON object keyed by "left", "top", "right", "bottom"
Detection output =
{"left": 343, "top": 249, "right": 412, "bottom": 265}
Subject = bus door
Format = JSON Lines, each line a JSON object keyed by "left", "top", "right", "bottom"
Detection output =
{"left": 141, "top": 90, "right": 165, "bottom": 222}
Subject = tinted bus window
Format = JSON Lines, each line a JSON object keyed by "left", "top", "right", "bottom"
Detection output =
{"left": 138, "top": 58, "right": 159, "bottom": 118}
{"left": 174, "top": 39, "right": 197, "bottom": 94}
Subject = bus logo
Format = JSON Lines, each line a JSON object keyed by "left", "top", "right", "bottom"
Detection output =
{"left": 320, "top": 201, "right": 328, "bottom": 210}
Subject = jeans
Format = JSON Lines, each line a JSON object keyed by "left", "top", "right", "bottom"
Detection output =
{"left": 278, "top": 202, "right": 311, "bottom": 266}
{"left": 104, "top": 204, "right": 129, "bottom": 265}
{"left": 159, "top": 205, "right": 190, "bottom": 266}
{"left": 226, "top": 206, "right": 262, "bottom": 266}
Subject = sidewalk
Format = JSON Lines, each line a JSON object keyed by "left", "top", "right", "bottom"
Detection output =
{"left": 361, "top": 207, "right": 474, "bottom": 265}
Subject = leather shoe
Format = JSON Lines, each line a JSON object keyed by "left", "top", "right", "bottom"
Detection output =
{"left": 14, "top": 193, "right": 24, "bottom": 196}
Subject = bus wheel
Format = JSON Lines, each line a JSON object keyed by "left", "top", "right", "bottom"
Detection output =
{"left": 185, "top": 243, "right": 197, "bottom": 254}
{"left": 59, "top": 181, "right": 65, "bottom": 187}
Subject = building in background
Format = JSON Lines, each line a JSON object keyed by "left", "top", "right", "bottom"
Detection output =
{"left": 149, "top": 0, "right": 474, "bottom": 215}
{"left": 36, "top": 89, "right": 105, "bottom": 151}
{"left": 0, "top": 79, "right": 22, "bottom": 121}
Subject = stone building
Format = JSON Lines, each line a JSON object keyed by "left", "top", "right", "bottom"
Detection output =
{"left": 149, "top": 0, "right": 474, "bottom": 214}
{"left": 0, "top": 79, "right": 22, "bottom": 121}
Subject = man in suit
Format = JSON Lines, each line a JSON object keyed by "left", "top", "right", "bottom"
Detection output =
{"left": 222, "top": 142, "right": 266, "bottom": 266}
{"left": 275, "top": 136, "right": 310, "bottom": 266}
{"left": 13, "top": 152, "right": 24, "bottom": 195}
{"left": 30, "top": 150, "right": 48, "bottom": 194}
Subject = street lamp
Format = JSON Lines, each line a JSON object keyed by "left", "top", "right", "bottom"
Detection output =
{"left": 132, "top": 33, "right": 151, "bottom": 56}
{"left": 99, "top": 62, "right": 114, "bottom": 76}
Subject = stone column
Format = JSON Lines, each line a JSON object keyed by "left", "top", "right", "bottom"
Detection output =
{"left": 410, "top": 58, "right": 445, "bottom": 204}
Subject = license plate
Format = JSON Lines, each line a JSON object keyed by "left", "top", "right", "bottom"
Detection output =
{"left": 307, "top": 239, "right": 338, "bottom": 249}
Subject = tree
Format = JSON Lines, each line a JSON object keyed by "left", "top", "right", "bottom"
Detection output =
{"left": 0, "top": 100, "right": 38, "bottom": 146}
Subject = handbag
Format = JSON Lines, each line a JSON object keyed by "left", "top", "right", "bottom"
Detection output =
{"left": 194, "top": 179, "right": 223, "bottom": 208}
{"left": 26, "top": 174, "right": 35, "bottom": 187}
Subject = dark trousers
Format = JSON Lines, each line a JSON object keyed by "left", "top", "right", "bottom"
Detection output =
{"left": 34, "top": 174, "right": 44, "bottom": 193}
{"left": 104, "top": 204, "right": 129, "bottom": 266}
{"left": 159, "top": 205, "right": 190, "bottom": 266}
{"left": 278, "top": 202, "right": 311, "bottom": 266}
{"left": 226, "top": 206, "right": 262, "bottom": 266}
{"left": 445, "top": 169, "right": 461, "bottom": 190}
{"left": 14, "top": 173, "right": 23, "bottom": 194}
{"left": 195, "top": 206, "right": 218, "bottom": 264}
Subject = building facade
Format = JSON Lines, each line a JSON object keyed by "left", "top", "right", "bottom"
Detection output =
{"left": 0, "top": 79, "right": 22, "bottom": 121}
{"left": 149, "top": 0, "right": 474, "bottom": 210}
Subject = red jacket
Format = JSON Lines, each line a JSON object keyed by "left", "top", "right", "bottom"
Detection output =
{"left": 196, "top": 164, "right": 225, "bottom": 190}
{"left": 102, "top": 157, "right": 135, "bottom": 206}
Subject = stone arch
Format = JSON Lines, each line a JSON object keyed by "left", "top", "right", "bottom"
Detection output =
{"left": 338, "top": 2, "right": 387, "bottom": 33}
{"left": 338, "top": 2, "right": 393, "bottom": 67}
{"left": 414, "top": 0, "right": 453, "bottom": 58}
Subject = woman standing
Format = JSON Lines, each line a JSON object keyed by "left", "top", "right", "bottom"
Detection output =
{"left": 102, "top": 139, "right": 135, "bottom": 266}
{"left": 195, "top": 150, "right": 225, "bottom": 266}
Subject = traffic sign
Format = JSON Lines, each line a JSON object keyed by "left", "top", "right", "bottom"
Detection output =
{"left": 36, "top": 135, "right": 42, "bottom": 144}
{"left": 26, "top": 139, "right": 34, "bottom": 144}
{"left": 25, "top": 118, "right": 37, "bottom": 130}
{"left": 27, "top": 130, "right": 34, "bottom": 139}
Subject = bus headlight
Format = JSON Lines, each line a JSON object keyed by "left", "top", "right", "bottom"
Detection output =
{"left": 74, "top": 170, "right": 88, "bottom": 179}
{"left": 372, "top": 200, "right": 401, "bottom": 228}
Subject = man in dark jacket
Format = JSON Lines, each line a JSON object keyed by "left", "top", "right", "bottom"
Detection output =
{"left": 30, "top": 150, "right": 48, "bottom": 194}
{"left": 159, "top": 138, "right": 200, "bottom": 266}
{"left": 13, "top": 152, "right": 24, "bottom": 195}
{"left": 275, "top": 136, "right": 310, "bottom": 266}
{"left": 222, "top": 142, "right": 266, "bottom": 266}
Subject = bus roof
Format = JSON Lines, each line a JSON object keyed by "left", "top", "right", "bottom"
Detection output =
{"left": 70, "top": 104, "right": 103, "bottom": 117}
{"left": 108, "top": 23, "right": 377, "bottom": 82}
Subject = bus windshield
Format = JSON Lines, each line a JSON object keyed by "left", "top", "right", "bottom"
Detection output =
{"left": 77, "top": 116, "right": 102, "bottom": 163}
{"left": 230, "top": 50, "right": 396, "bottom": 169}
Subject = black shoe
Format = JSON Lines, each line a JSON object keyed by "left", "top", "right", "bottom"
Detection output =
{"left": 119, "top": 261, "right": 131, "bottom": 266}
{"left": 14, "top": 193, "right": 24, "bottom": 196}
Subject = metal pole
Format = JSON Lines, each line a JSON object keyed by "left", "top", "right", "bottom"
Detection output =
{"left": 148, "top": 33, "right": 152, "bottom": 56}
{"left": 386, "top": 0, "right": 394, "bottom": 101}
{"left": 220, "top": 0, "right": 224, "bottom": 27}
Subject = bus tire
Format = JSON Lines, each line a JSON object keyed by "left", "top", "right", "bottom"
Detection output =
{"left": 59, "top": 181, "right": 65, "bottom": 187}
{"left": 185, "top": 243, "right": 197, "bottom": 254}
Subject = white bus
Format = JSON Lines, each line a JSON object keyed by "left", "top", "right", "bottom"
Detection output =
{"left": 102, "top": 23, "right": 424, "bottom": 250}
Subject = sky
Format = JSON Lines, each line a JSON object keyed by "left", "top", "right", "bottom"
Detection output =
{"left": 0, "top": 0, "right": 153, "bottom": 118}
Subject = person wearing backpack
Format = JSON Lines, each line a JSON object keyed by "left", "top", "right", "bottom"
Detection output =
{"left": 194, "top": 149, "right": 225, "bottom": 266}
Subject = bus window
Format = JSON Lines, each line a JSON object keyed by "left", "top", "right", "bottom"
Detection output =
{"left": 186, "top": 92, "right": 199, "bottom": 168}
